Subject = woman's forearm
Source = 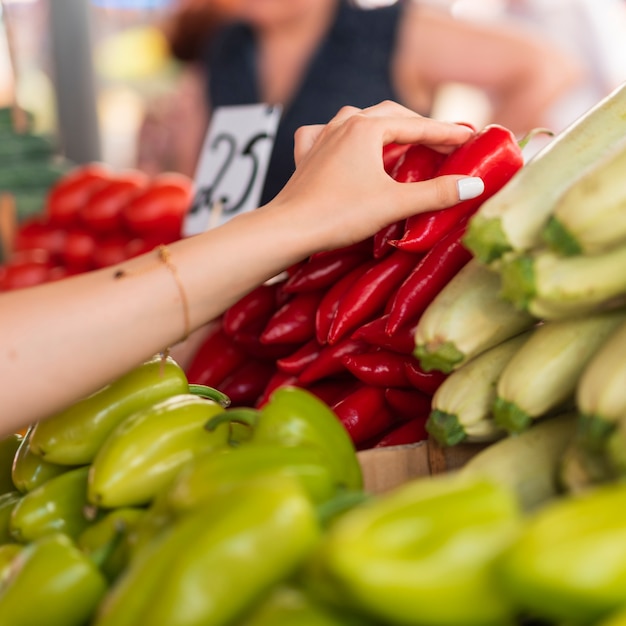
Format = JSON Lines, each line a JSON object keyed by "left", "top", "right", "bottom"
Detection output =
{"left": 0, "top": 207, "right": 311, "bottom": 434}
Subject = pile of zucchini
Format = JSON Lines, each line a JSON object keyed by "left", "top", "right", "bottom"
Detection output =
{"left": 414, "top": 81, "right": 626, "bottom": 493}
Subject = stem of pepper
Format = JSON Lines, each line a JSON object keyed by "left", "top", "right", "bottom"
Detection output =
{"left": 204, "top": 407, "right": 260, "bottom": 432}
{"left": 188, "top": 383, "right": 231, "bottom": 407}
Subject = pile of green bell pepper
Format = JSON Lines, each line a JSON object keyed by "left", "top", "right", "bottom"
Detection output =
{"left": 3, "top": 355, "right": 626, "bottom": 625}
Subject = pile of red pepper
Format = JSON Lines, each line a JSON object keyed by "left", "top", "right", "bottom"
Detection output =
{"left": 0, "top": 163, "right": 193, "bottom": 290}
{"left": 186, "top": 124, "right": 526, "bottom": 450}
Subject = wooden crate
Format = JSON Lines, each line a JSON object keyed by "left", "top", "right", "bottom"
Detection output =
{"left": 357, "top": 438, "right": 487, "bottom": 494}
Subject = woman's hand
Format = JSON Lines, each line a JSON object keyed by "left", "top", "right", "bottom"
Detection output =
{"left": 269, "top": 100, "right": 483, "bottom": 252}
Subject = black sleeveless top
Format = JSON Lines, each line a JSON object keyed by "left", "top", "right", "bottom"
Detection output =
{"left": 204, "top": 0, "right": 404, "bottom": 205}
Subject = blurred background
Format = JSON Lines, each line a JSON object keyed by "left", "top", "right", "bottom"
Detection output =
{"left": 0, "top": 0, "right": 624, "bottom": 173}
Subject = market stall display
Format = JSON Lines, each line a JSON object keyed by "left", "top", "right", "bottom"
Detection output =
{"left": 0, "top": 81, "right": 625, "bottom": 625}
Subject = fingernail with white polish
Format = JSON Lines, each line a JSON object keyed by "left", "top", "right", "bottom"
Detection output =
{"left": 457, "top": 177, "right": 485, "bottom": 201}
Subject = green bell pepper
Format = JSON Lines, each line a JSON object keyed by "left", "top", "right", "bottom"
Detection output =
{"left": 306, "top": 472, "right": 522, "bottom": 626}
{"left": 164, "top": 443, "right": 338, "bottom": 514}
{"left": 238, "top": 585, "right": 374, "bottom": 626}
{"left": 495, "top": 481, "right": 626, "bottom": 625}
{"left": 11, "top": 426, "right": 74, "bottom": 493}
{"left": 0, "top": 532, "right": 107, "bottom": 626}
{"left": 29, "top": 354, "right": 189, "bottom": 466}
{"left": 598, "top": 605, "right": 626, "bottom": 626}
{"left": 10, "top": 465, "right": 94, "bottom": 543}
{"left": 93, "top": 474, "right": 320, "bottom": 626}
{"left": 0, "top": 491, "right": 22, "bottom": 544}
{"left": 0, "top": 433, "right": 22, "bottom": 495}
{"left": 0, "top": 542, "right": 23, "bottom": 580}
{"left": 206, "top": 387, "right": 363, "bottom": 491}
{"left": 77, "top": 507, "right": 146, "bottom": 583}
{"left": 87, "top": 393, "right": 229, "bottom": 508}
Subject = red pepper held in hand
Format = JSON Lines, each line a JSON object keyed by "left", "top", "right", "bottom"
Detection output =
{"left": 383, "top": 142, "right": 410, "bottom": 174}
{"left": 390, "top": 143, "right": 446, "bottom": 182}
{"left": 327, "top": 250, "right": 419, "bottom": 345}
{"left": 385, "top": 217, "right": 473, "bottom": 335}
{"left": 392, "top": 124, "right": 524, "bottom": 252}
{"left": 372, "top": 220, "right": 406, "bottom": 260}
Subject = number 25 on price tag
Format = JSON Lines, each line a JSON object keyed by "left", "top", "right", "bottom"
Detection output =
{"left": 182, "top": 104, "right": 282, "bottom": 236}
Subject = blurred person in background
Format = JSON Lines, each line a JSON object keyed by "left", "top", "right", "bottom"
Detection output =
{"left": 437, "top": 0, "right": 626, "bottom": 154}
{"left": 502, "top": 0, "right": 626, "bottom": 127}
{"left": 140, "top": 0, "right": 584, "bottom": 190}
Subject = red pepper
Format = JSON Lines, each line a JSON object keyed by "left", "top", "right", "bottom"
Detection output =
{"left": 372, "top": 220, "right": 406, "bottom": 260}
{"left": 384, "top": 387, "right": 432, "bottom": 422}
{"left": 305, "top": 377, "right": 359, "bottom": 407}
{"left": 91, "top": 233, "right": 136, "bottom": 269}
{"left": 390, "top": 143, "right": 446, "bottom": 182}
{"left": 383, "top": 142, "right": 410, "bottom": 174}
{"left": 255, "top": 371, "right": 298, "bottom": 408}
{"left": 185, "top": 322, "right": 248, "bottom": 388}
{"left": 332, "top": 385, "right": 396, "bottom": 446}
{"left": 341, "top": 349, "right": 413, "bottom": 388}
{"left": 315, "top": 259, "right": 377, "bottom": 345}
{"left": 260, "top": 290, "right": 324, "bottom": 345}
{"left": 79, "top": 171, "right": 149, "bottom": 234}
{"left": 61, "top": 227, "right": 98, "bottom": 272}
{"left": 222, "top": 281, "right": 284, "bottom": 337}
{"left": 0, "top": 249, "right": 53, "bottom": 291}
{"left": 351, "top": 314, "right": 416, "bottom": 355}
{"left": 373, "top": 417, "right": 428, "bottom": 448}
{"left": 297, "top": 338, "right": 369, "bottom": 385}
{"left": 276, "top": 339, "right": 322, "bottom": 376}
{"left": 392, "top": 124, "right": 524, "bottom": 252}
{"left": 232, "top": 329, "right": 298, "bottom": 360}
{"left": 307, "top": 238, "right": 373, "bottom": 262}
{"left": 45, "top": 163, "right": 112, "bottom": 226}
{"left": 404, "top": 358, "right": 448, "bottom": 395}
{"left": 385, "top": 217, "right": 473, "bottom": 335}
{"left": 13, "top": 217, "right": 68, "bottom": 265}
{"left": 282, "top": 249, "right": 369, "bottom": 293}
{"left": 121, "top": 172, "right": 193, "bottom": 240}
{"left": 327, "top": 250, "right": 418, "bottom": 345}
{"left": 217, "top": 359, "right": 276, "bottom": 407}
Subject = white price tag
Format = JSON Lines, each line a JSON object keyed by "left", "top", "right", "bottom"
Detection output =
{"left": 182, "top": 104, "right": 282, "bottom": 236}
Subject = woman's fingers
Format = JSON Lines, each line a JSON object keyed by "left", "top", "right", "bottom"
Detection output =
{"left": 293, "top": 124, "right": 325, "bottom": 165}
{"left": 294, "top": 105, "right": 364, "bottom": 164}
{"left": 294, "top": 102, "right": 476, "bottom": 167}
{"left": 393, "top": 174, "right": 485, "bottom": 218}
